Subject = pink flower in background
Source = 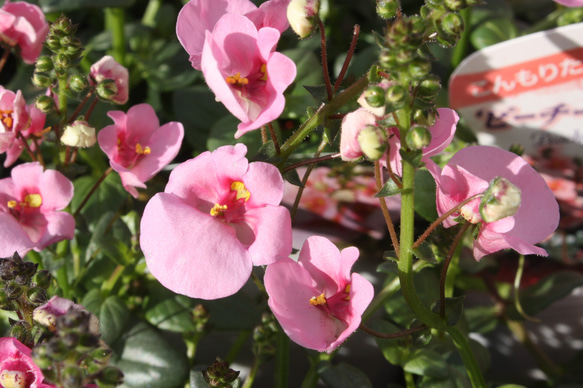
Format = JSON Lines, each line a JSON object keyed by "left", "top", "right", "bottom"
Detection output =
{"left": 140, "top": 144, "right": 292, "bottom": 300}
{"left": 264, "top": 236, "right": 374, "bottom": 353}
{"left": 388, "top": 108, "right": 458, "bottom": 176}
{"left": 177, "top": 0, "right": 291, "bottom": 70}
{"left": 90, "top": 55, "right": 129, "bottom": 105}
{"left": 201, "top": 14, "right": 296, "bottom": 137}
{"left": 34, "top": 296, "right": 100, "bottom": 335}
{"left": 340, "top": 108, "right": 377, "bottom": 162}
{"left": 429, "top": 146, "right": 559, "bottom": 261}
{"left": 0, "top": 86, "right": 29, "bottom": 155}
{"left": 0, "top": 1, "right": 49, "bottom": 64}
{"left": 5, "top": 101, "right": 46, "bottom": 168}
{"left": 98, "top": 103, "right": 184, "bottom": 198}
{"left": 0, "top": 162, "right": 75, "bottom": 257}
{"left": 554, "top": 0, "right": 583, "bottom": 6}
{"left": 0, "top": 337, "right": 53, "bottom": 388}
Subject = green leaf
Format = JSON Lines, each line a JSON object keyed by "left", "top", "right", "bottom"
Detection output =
{"left": 431, "top": 296, "right": 465, "bottom": 326}
{"left": 100, "top": 296, "right": 131, "bottom": 346}
{"left": 207, "top": 115, "right": 263, "bottom": 156}
{"left": 317, "top": 361, "right": 373, "bottom": 388}
{"left": 110, "top": 318, "right": 190, "bottom": 388}
{"left": 470, "top": 17, "right": 519, "bottom": 50}
{"left": 145, "top": 296, "right": 199, "bottom": 333}
{"left": 283, "top": 169, "right": 304, "bottom": 187}
{"left": 190, "top": 369, "right": 210, "bottom": 388}
{"left": 403, "top": 348, "right": 449, "bottom": 379}
{"left": 87, "top": 212, "right": 132, "bottom": 266}
{"left": 81, "top": 289, "right": 105, "bottom": 316}
{"left": 414, "top": 169, "right": 438, "bottom": 221}
{"left": 303, "top": 85, "right": 330, "bottom": 103}
{"left": 508, "top": 271, "right": 583, "bottom": 319}
{"left": 412, "top": 241, "right": 437, "bottom": 264}
{"left": 72, "top": 173, "right": 127, "bottom": 225}
{"left": 369, "top": 320, "right": 407, "bottom": 366}
{"left": 39, "top": 0, "right": 135, "bottom": 12}
{"left": 464, "top": 305, "right": 499, "bottom": 334}
{"left": 418, "top": 365, "right": 471, "bottom": 388}
{"left": 400, "top": 149, "right": 423, "bottom": 169}
{"left": 375, "top": 179, "right": 401, "bottom": 197}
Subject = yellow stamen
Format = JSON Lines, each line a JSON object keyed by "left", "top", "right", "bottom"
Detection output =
{"left": 0, "top": 370, "right": 27, "bottom": 388}
{"left": 260, "top": 64, "right": 267, "bottom": 81}
{"left": 309, "top": 293, "right": 327, "bottom": 306}
{"left": 24, "top": 194, "right": 42, "bottom": 208}
{"left": 231, "top": 181, "right": 250, "bottom": 202}
{"left": 226, "top": 72, "right": 249, "bottom": 86}
{"left": 135, "top": 143, "right": 151, "bottom": 155}
{"left": 210, "top": 203, "right": 228, "bottom": 217}
{"left": 7, "top": 200, "right": 17, "bottom": 209}
{"left": 0, "top": 109, "right": 14, "bottom": 130}
{"left": 344, "top": 284, "right": 351, "bottom": 300}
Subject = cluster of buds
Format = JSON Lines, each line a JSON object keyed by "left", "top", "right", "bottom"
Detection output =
{"left": 203, "top": 357, "right": 240, "bottom": 388}
{"left": 0, "top": 252, "right": 50, "bottom": 347}
{"left": 33, "top": 15, "right": 86, "bottom": 113}
{"left": 422, "top": 0, "right": 481, "bottom": 47}
{"left": 32, "top": 300, "right": 124, "bottom": 388}
{"left": 252, "top": 312, "right": 279, "bottom": 362}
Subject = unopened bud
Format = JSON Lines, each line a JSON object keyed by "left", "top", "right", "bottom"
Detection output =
{"left": 287, "top": 0, "right": 320, "bottom": 39}
{"left": 52, "top": 53, "right": 70, "bottom": 73}
{"left": 33, "top": 269, "right": 52, "bottom": 289}
{"left": 69, "top": 74, "right": 88, "bottom": 92}
{"left": 444, "top": 0, "right": 466, "bottom": 11}
{"left": 35, "top": 56, "right": 53, "bottom": 73}
{"left": 96, "top": 366, "right": 124, "bottom": 386}
{"left": 509, "top": 143, "right": 524, "bottom": 156}
{"left": 408, "top": 58, "right": 431, "bottom": 79}
{"left": 379, "top": 49, "right": 397, "bottom": 70}
{"left": 376, "top": 0, "right": 399, "bottom": 19}
{"left": 61, "top": 120, "right": 96, "bottom": 148}
{"left": 364, "top": 85, "right": 386, "bottom": 108}
{"left": 96, "top": 79, "right": 119, "bottom": 101}
{"left": 358, "top": 125, "right": 387, "bottom": 161}
{"left": 32, "top": 73, "right": 53, "bottom": 89}
{"left": 385, "top": 84, "right": 408, "bottom": 111}
{"left": 479, "top": 177, "right": 522, "bottom": 223}
{"left": 435, "top": 12, "right": 464, "bottom": 47}
{"left": 406, "top": 126, "right": 431, "bottom": 150}
{"left": 412, "top": 108, "right": 437, "bottom": 127}
{"left": 416, "top": 75, "right": 441, "bottom": 102}
{"left": 62, "top": 366, "right": 84, "bottom": 388}
{"left": 35, "top": 95, "right": 55, "bottom": 114}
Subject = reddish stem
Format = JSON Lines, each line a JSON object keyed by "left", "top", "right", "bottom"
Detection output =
{"left": 334, "top": 24, "right": 360, "bottom": 91}
{"left": 318, "top": 18, "right": 333, "bottom": 101}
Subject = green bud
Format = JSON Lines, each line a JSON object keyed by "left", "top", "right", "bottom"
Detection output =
{"left": 412, "top": 108, "right": 437, "bottom": 127}
{"left": 444, "top": 0, "right": 466, "bottom": 11}
{"left": 96, "top": 79, "right": 119, "bottom": 101}
{"left": 51, "top": 16, "right": 75, "bottom": 35}
{"left": 21, "top": 261, "right": 38, "bottom": 279}
{"left": 204, "top": 358, "right": 239, "bottom": 388}
{"left": 35, "top": 56, "right": 53, "bottom": 73}
{"left": 62, "top": 366, "right": 84, "bottom": 388}
{"left": 52, "top": 53, "right": 70, "bottom": 73}
{"left": 10, "top": 321, "right": 33, "bottom": 346}
{"left": 96, "top": 366, "right": 124, "bottom": 386}
{"left": 27, "top": 287, "right": 48, "bottom": 305}
{"left": 45, "top": 36, "right": 61, "bottom": 52}
{"left": 32, "top": 344, "right": 53, "bottom": 369}
{"left": 406, "top": 125, "right": 432, "bottom": 150}
{"left": 32, "top": 73, "right": 53, "bottom": 88}
{"left": 408, "top": 58, "right": 431, "bottom": 79}
{"left": 5, "top": 282, "right": 23, "bottom": 299}
{"left": 89, "top": 347, "right": 113, "bottom": 363}
{"left": 65, "top": 39, "right": 84, "bottom": 60}
{"left": 376, "top": 0, "right": 399, "bottom": 19}
{"left": 435, "top": 12, "right": 464, "bottom": 47}
{"left": 35, "top": 95, "right": 55, "bottom": 114}
{"left": 364, "top": 85, "right": 386, "bottom": 108}
{"left": 479, "top": 177, "right": 521, "bottom": 223}
{"left": 378, "top": 49, "right": 397, "bottom": 70}
{"left": 33, "top": 269, "right": 52, "bottom": 289}
{"left": 385, "top": 84, "right": 408, "bottom": 111}
{"left": 357, "top": 125, "right": 388, "bottom": 160}
{"left": 395, "top": 48, "right": 415, "bottom": 64}
{"left": 416, "top": 75, "right": 441, "bottom": 102}
{"left": 509, "top": 143, "right": 524, "bottom": 156}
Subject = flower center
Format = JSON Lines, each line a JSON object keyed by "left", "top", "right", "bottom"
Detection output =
{"left": 210, "top": 204, "right": 228, "bottom": 217}
{"left": 116, "top": 137, "right": 150, "bottom": 168}
{"left": 0, "top": 370, "right": 28, "bottom": 388}
{"left": 260, "top": 64, "right": 267, "bottom": 81}
{"left": 209, "top": 181, "right": 251, "bottom": 220}
{"left": 0, "top": 109, "right": 14, "bottom": 132}
{"left": 135, "top": 143, "right": 151, "bottom": 155}
{"left": 8, "top": 194, "right": 42, "bottom": 217}
{"left": 226, "top": 72, "right": 249, "bottom": 86}
{"left": 309, "top": 293, "right": 327, "bottom": 306}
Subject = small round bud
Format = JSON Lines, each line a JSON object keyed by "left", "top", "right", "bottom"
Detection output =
{"left": 287, "top": 0, "right": 320, "bottom": 39}
{"left": 27, "top": 287, "right": 48, "bottom": 305}
{"left": 417, "top": 76, "right": 441, "bottom": 102}
{"left": 61, "top": 120, "right": 96, "bottom": 148}
{"left": 408, "top": 58, "right": 432, "bottom": 79}
{"left": 479, "top": 177, "right": 522, "bottom": 223}
{"left": 5, "top": 282, "right": 23, "bottom": 299}
{"left": 364, "top": 85, "right": 386, "bottom": 108}
{"left": 412, "top": 108, "right": 437, "bottom": 127}
{"left": 35, "top": 56, "right": 53, "bottom": 73}
{"left": 406, "top": 125, "right": 432, "bottom": 150}
{"left": 35, "top": 95, "right": 55, "bottom": 114}
{"left": 96, "top": 366, "right": 124, "bottom": 386}
{"left": 395, "top": 48, "right": 415, "bottom": 64}
{"left": 10, "top": 321, "right": 33, "bottom": 346}
{"left": 32, "top": 73, "right": 53, "bottom": 88}
{"left": 62, "top": 366, "right": 84, "bottom": 388}
{"left": 45, "top": 36, "right": 61, "bottom": 52}
{"left": 65, "top": 39, "right": 84, "bottom": 60}
{"left": 69, "top": 74, "right": 88, "bottom": 92}
{"left": 96, "top": 79, "right": 119, "bottom": 101}
{"left": 357, "top": 125, "right": 387, "bottom": 161}
{"left": 21, "top": 261, "right": 38, "bottom": 278}
{"left": 435, "top": 12, "right": 464, "bottom": 47}
{"left": 385, "top": 84, "right": 408, "bottom": 111}
{"left": 376, "top": 0, "right": 399, "bottom": 19}
{"left": 378, "top": 49, "right": 397, "bottom": 70}
{"left": 444, "top": 0, "right": 466, "bottom": 11}
{"left": 509, "top": 143, "right": 524, "bottom": 156}
{"left": 33, "top": 269, "right": 52, "bottom": 289}
{"left": 52, "top": 53, "right": 70, "bottom": 73}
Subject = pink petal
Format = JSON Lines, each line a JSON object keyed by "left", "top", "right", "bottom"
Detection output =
{"left": 245, "top": 205, "right": 292, "bottom": 265}
{"left": 0, "top": 213, "right": 33, "bottom": 257}
{"left": 243, "top": 161, "right": 284, "bottom": 207}
{"left": 38, "top": 168, "right": 74, "bottom": 211}
{"left": 340, "top": 108, "right": 377, "bottom": 162}
{"left": 34, "top": 211, "right": 75, "bottom": 251}
{"left": 298, "top": 236, "right": 344, "bottom": 294}
{"left": 422, "top": 108, "right": 459, "bottom": 159}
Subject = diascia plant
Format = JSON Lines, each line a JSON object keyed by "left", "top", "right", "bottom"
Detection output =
{"left": 0, "top": 0, "right": 580, "bottom": 387}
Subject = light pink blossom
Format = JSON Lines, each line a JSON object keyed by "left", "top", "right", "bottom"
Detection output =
{"left": 554, "top": 0, "right": 583, "bottom": 6}
{"left": 339, "top": 108, "right": 378, "bottom": 162}
{"left": 140, "top": 144, "right": 292, "bottom": 300}
{"left": 0, "top": 337, "right": 54, "bottom": 388}
{"left": 0, "top": 86, "right": 29, "bottom": 156}
{"left": 429, "top": 146, "right": 560, "bottom": 261}
{"left": 90, "top": 55, "right": 129, "bottom": 105}
{"left": 201, "top": 13, "right": 296, "bottom": 137}
{"left": 0, "top": 162, "right": 75, "bottom": 257}
{"left": 177, "top": 0, "right": 291, "bottom": 71}
{"left": 0, "top": 1, "right": 49, "bottom": 64}
{"left": 264, "top": 236, "right": 374, "bottom": 353}
{"left": 98, "top": 103, "right": 184, "bottom": 198}
{"left": 4, "top": 97, "right": 46, "bottom": 168}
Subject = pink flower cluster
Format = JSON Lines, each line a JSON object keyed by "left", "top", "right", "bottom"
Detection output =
{"left": 177, "top": 0, "right": 296, "bottom": 137}
{"left": 90, "top": 55, "right": 129, "bottom": 105}
{"left": 0, "top": 0, "right": 48, "bottom": 64}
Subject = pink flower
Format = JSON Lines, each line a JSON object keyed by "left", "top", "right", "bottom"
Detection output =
{"left": 429, "top": 146, "right": 559, "bottom": 261}
{"left": 176, "top": 0, "right": 290, "bottom": 71}
{"left": 0, "top": 1, "right": 49, "bottom": 64}
{"left": 140, "top": 144, "right": 292, "bottom": 300}
{"left": 264, "top": 236, "right": 374, "bottom": 353}
{"left": 98, "top": 103, "right": 184, "bottom": 198}
{"left": 0, "top": 162, "right": 75, "bottom": 257}
{"left": 33, "top": 296, "right": 100, "bottom": 335}
{"left": 201, "top": 14, "right": 296, "bottom": 137}
{"left": 554, "top": 0, "right": 583, "bottom": 6}
{"left": 339, "top": 108, "right": 378, "bottom": 161}
{"left": 0, "top": 86, "right": 29, "bottom": 155}
{"left": 5, "top": 100, "right": 46, "bottom": 168}
{"left": 0, "top": 337, "right": 54, "bottom": 388}
{"left": 89, "top": 55, "right": 129, "bottom": 105}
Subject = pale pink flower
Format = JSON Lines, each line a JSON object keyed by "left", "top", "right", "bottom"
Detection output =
{"left": 0, "top": 337, "right": 54, "bottom": 388}
{"left": 554, "top": 0, "right": 583, "bottom": 6}
{"left": 0, "top": 162, "right": 75, "bottom": 257}
{"left": 0, "top": 86, "right": 29, "bottom": 156}
{"left": 429, "top": 146, "right": 560, "bottom": 261}
{"left": 177, "top": 0, "right": 290, "bottom": 71}
{"left": 201, "top": 13, "right": 296, "bottom": 137}
{"left": 264, "top": 236, "right": 374, "bottom": 353}
{"left": 0, "top": 1, "right": 49, "bottom": 64}
{"left": 140, "top": 144, "right": 292, "bottom": 300}
{"left": 89, "top": 55, "right": 129, "bottom": 105}
{"left": 339, "top": 108, "right": 379, "bottom": 162}
{"left": 4, "top": 100, "right": 46, "bottom": 168}
{"left": 98, "top": 103, "right": 184, "bottom": 198}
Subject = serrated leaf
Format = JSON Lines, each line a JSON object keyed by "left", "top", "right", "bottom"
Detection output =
{"left": 403, "top": 349, "right": 449, "bottom": 379}
{"left": 304, "top": 85, "right": 330, "bottom": 103}
{"left": 399, "top": 149, "right": 423, "bottom": 169}
{"left": 100, "top": 296, "right": 130, "bottom": 346}
{"left": 375, "top": 179, "right": 401, "bottom": 197}
{"left": 412, "top": 241, "right": 437, "bottom": 264}
{"left": 317, "top": 361, "right": 373, "bottom": 388}
{"left": 431, "top": 296, "right": 465, "bottom": 326}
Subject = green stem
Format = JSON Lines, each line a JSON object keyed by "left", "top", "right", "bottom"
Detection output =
{"left": 278, "top": 76, "right": 368, "bottom": 161}
{"left": 105, "top": 8, "right": 126, "bottom": 66}
{"left": 242, "top": 358, "right": 262, "bottom": 388}
{"left": 142, "top": 0, "right": 162, "bottom": 27}
{"left": 274, "top": 330, "right": 289, "bottom": 388}
{"left": 301, "top": 353, "right": 331, "bottom": 388}
{"left": 405, "top": 371, "right": 416, "bottom": 388}
{"left": 225, "top": 330, "right": 251, "bottom": 364}
{"left": 445, "top": 326, "right": 488, "bottom": 387}
{"left": 451, "top": 7, "right": 472, "bottom": 69}
{"left": 58, "top": 75, "right": 68, "bottom": 119}
{"left": 56, "top": 264, "right": 71, "bottom": 299}
{"left": 102, "top": 264, "right": 125, "bottom": 295}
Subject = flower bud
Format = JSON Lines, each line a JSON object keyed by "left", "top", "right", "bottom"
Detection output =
{"left": 35, "top": 95, "right": 55, "bottom": 114}
{"left": 96, "top": 79, "right": 119, "bottom": 101}
{"left": 363, "top": 85, "right": 386, "bottom": 108}
{"left": 52, "top": 16, "right": 74, "bottom": 35}
{"left": 62, "top": 366, "right": 84, "bottom": 388}
{"left": 61, "top": 120, "right": 96, "bottom": 148}
{"left": 27, "top": 287, "right": 48, "bottom": 305}
{"left": 69, "top": 74, "right": 88, "bottom": 92}
{"left": 416, "top": 75, "right": 441, "bottom": 102}
{"left": 5, "top": 282, "right": 23, "bottom": 299}
{"left": 357, "top": 125, "right": 387, "bottom": 160}
{"left": 479, "top": 177, "right": 522, "bottom": 223}
{"left": 435, "top": 12, "right": 464, "bottom": 47}
{"left": 45, "top": 36, "right": 61, "bottom": 52}
{"left": 377, "top": 0, "right": 399, "bottom": 19}
{"left": 385, "top": 84, "right": 408, "bottom": 111}
{"left": 35, "top": 56, "right": 53, "bottom": 73}
{"left": 444, "top": 0, "right": 466, "bottom": 11}
{"left": 379, "top": 49, "right": 397, "bottom": 70}
{"left": 32, "top": 73, "right": 53, "bottom": 88}
{"left": 287, "top": 0, "right": 320, "bottom": 39}
{"left": 406, "top": 125, "right": 432, "bottom": 150}
{"left": 33, "top": 269, "right": 52, "bottom": 289}
{"left": 412, "top": 108, "right": 437, "bottom": 127}
{"left": 408, "top": 58, "right": 431, "bottom": 79}
{"left": 52, "top": 53, "right": 70, "bottom": 73}
{"left": 509, "top": 143, "right": 524, "bottom": 156}
{"left": 96, "top": 366, "right": 124, "bottom": 386}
